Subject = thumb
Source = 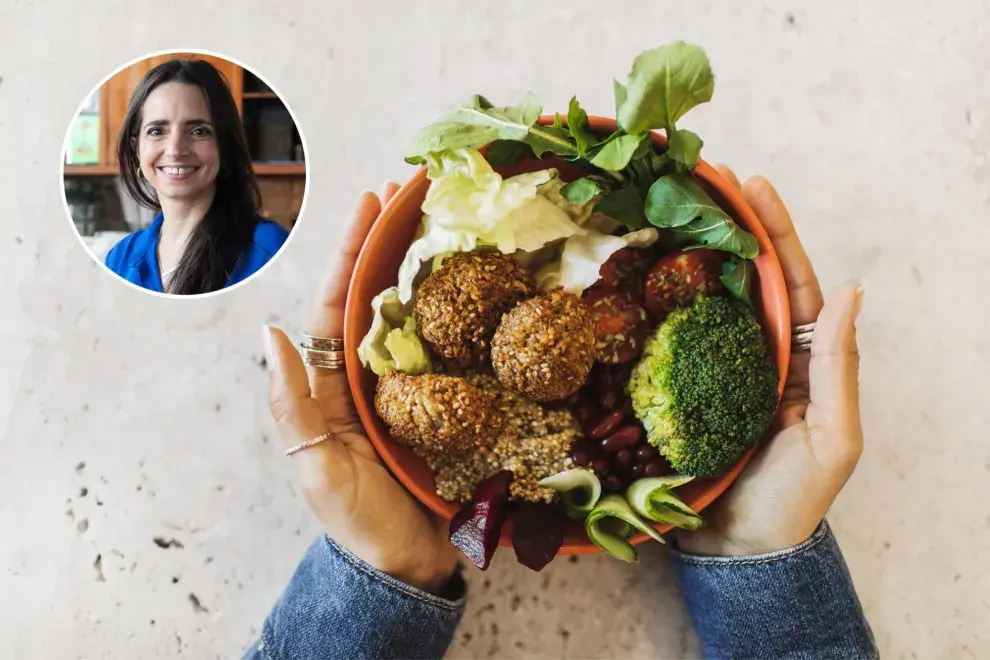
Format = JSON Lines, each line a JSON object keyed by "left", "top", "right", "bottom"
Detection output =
{"left": 263, "top": 325, "right": 354, "bottom": 498}
{"left": 805, "top": 282, "right": 865, "bottom": 475}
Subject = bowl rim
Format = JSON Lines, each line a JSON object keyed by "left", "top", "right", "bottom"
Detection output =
{"left": 345, "top": 114, "right": 791, "bottom": 555}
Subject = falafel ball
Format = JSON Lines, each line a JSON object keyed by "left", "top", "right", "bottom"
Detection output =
{"left": 414, "top": 251, "right": 533, "bottom": 366}
{"left": 491, "top": 288, "right": 596, "bottom": 401}
{"left": 374, "top": 369, "right": 503, "bottom": 454}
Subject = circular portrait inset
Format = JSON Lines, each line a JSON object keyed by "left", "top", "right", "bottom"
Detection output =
{"left": 62, "top": 50, "right": 308, "bottom": 296}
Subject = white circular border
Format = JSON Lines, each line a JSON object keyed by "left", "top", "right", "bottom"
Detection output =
{"left": 59, "top": 47, "right": 311, "bottom": 300}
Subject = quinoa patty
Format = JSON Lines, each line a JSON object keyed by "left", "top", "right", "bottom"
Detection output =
{"left": 491, "top": 288, "right": 596, "bottom": 401}
{"left": 415, "top": 251, "right": 533, "bottom": 366}
{"left": 374, "top": 369, "right": 502, "bottom": 454}
{"left": 425, "top": 372, "right": 580, "bottom": 504}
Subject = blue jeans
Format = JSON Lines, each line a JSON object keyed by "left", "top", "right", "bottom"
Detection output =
{"left": 244, "top": 520, "right": 877, "bottom": 659}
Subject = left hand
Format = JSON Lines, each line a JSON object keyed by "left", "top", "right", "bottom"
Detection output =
{"left": 263, "top": 185, "right": 459, "bottom": 594}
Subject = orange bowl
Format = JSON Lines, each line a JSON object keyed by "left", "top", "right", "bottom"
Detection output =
{"left": 345, "top": 115, "right": 790, "bottom": 556}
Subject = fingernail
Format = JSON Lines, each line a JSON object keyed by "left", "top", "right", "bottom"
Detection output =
{"left": 853, "top": 283, "right": 865, "bottom": 320}
{"left": 261, "top": 325, "right": 276, "bottom": 370}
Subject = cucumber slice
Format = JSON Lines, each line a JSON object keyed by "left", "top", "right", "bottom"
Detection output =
{"left": 626, "top": 476, "right": 703, "bottom": 531}
{"left": 539, "top": 468, "right": 602, "bottom": 520}
{"left": 585, "top": 494, "right": 665, "bottom": 562}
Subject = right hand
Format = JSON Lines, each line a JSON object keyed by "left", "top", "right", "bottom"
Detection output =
{"left": 677, "top": 171, "right": 866, "bottom": 557}
{"left": 263, "top": 186, "right": 459, "bottom": 594}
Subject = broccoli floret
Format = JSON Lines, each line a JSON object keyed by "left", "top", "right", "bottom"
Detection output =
{"left": 628, "top": 296, "right": 779, "bottom": 476}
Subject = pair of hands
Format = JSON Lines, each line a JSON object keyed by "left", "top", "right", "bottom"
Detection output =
{"left": 262, "top": 173, "right": 864, "bottom": 592}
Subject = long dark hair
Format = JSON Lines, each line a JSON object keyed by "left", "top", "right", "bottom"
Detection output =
{"left": 117, "top": 58, "right": 261, "bottom": 295}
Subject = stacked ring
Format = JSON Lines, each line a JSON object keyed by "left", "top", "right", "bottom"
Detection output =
{"left": 302, "top": 336, "right": 343, "bottom": 351}
{"left": 302, "top": 335, "right": 346, "bottom": 370}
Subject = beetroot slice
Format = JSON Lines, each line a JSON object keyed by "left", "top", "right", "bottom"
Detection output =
{"left": 511, "top": 502, "right": 566, "bottom": 571}
{"left": 448, "top": 469, "right": 513, "bottom": 570}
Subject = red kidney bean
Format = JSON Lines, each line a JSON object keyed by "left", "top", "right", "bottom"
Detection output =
{"left": 620, "top": 399, "right": 634, "bottom": 418}
{"left": 635, "top": 444, "right": 657, "bottom": 461}
{"left": 600, "top": 389, "right": 618, "bottom": 412}
{"left": 614, "top": 450, "right": 634, "bottom": 468}
{"left": 603, "top": 475, "right": 625, "bottom": 493}
{"left": 599, "top": 425, "right": 642, "bottom": 452}
{"left": 570, "top": 450, "right": 591, "bottom": 467}
{"left": 587, "top": 410, "right": 624, "bottom": 440}
{"left": 591, "top": 457, "right": 609, "bottom": 475}
{"left": 574, "top": 403, "right": 597, "bottom": 425}
{"left": 631, "top": 463, "right": 645, "bottom": 478}
{"left": 598, "top": 367, "right": 615, "bottom": 393}
{"left": 570, "top": 437, "right": 593, "bottom": 453}
{"left": 644, "top": 458, "right": 669, "bottom": 477}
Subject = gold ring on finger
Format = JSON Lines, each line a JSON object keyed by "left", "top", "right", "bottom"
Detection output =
{"left": 302, "top": 335, "right": 344, "bottom": 351}
{"left": 285, "top": 431, "right": 337, "bottom": 456}
{"left": 302, "top": 347, "right": 346, "bottom": 370}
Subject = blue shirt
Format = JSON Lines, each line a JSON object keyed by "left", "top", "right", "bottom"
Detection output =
{"left": 104, "top": 212, "right": 289, "bottom": 293}
{"left": 243, "top": 520, "right": 877, "bottom": 659}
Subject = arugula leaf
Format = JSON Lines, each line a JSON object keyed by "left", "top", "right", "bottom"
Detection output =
{"left": 560, "top": 177, "right": 607, "bottom": 205}
{"left": 668, "top": 215, "right": 759, "bottom": 259}
{"left": 524, "top": 112, "right": 580, "bottom": 158}
{"left": 666, "top": 129, "right": 703, "bottom": 168}
{"left": 485, "top": 139, "right": 535, "bottom": 166}
{"left": 627, "top": 156, "right": 655, "bottom": 191}
{"left": 646, "top": 173, "right": 758, "bottom": 258}
{"left": 407, "top": 94, "right": 578, "bottom": 163}
{"left": 406, "top": 93, "right": 542, "bottom": 164}
{"left": 650, "top": 152, "right": 672, "bottom": 177}
{"left": 645, "top": 173, "right": 724, "bottom": 228}
{"left": 720, "top": 256, "right": 756, "bottom": 309}
{"left": 617, "top": 42, "right": 714, "bottom": 134}
{"left": 593, "top": 185, "right": 646, "bottom": 229}
{"left": 567, "top": 97, "right": 597, "bottom": 156}
{"left": 589, "top": 133, "right": 650, "bottom": 171}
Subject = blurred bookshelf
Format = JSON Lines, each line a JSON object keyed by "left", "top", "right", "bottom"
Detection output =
{"left": 63, "top": 54, "right": 305, "bottom": 245}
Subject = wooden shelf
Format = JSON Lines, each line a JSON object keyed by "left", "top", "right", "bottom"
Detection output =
{"left": 64, "top": 164, "right": 119, "bottom": 176}
{"left": 253, "top": 163, "right": 306, "bottom": 176}
{"left": 243, "top": 91, "right": 278, "bottom": 99}
{"left": 64, "top": 163, "right": 305, "bottom": 177}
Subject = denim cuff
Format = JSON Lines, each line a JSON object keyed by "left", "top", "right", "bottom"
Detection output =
{"left": 670, "top": 520, "right": 879, "bottom": 659}
{"left": 256, "top": 534, "right": 466, "bottom": 660}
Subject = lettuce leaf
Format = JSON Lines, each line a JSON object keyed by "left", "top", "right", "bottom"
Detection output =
{"left": 395, "top": 149, "right": 588, "bottom": 303}
{"left": 357, "top": 287, "right": 431, "bottom": 376}
{"left": 537, "top": 227, "right": 658, "bottom": 294}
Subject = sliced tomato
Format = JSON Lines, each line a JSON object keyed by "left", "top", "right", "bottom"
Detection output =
{"left": 591, "top": 247, "right": 654, "bottom": 301}
{"left": 643, "top": 250, "right": 723, "bottom": 319}
{"left": 584, "top": 291, "right": 651, "bottom": 364}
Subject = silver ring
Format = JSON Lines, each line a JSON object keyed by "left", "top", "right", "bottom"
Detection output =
{"left": 791, "top": 321, "right": 816, "bottom": 353}
{"left": 285, "top": 431, "right": 336, "bottom": 456}
{"left": 302, "top": 346, "right": 346, "bottom": 370}
{"left": 302, "top": 335, "right": 344, "bottom": 351}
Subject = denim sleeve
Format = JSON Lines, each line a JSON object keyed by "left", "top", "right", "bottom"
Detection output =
{"left": 670, "top": 520, "right": 878, "bottom": 660}
{"left": 243, "top": 534, "right": 466, "bottom": 660}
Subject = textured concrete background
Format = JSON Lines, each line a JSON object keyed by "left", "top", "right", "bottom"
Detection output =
{"left": 1, "top": 1, "right": 988, "bottom": 658}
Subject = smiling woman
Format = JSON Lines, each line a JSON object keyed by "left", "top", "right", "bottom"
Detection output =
{"left": 63, "top": 52, "right": 307, "bottom": 296}
{"left": 106, "top": 59, "right": 287, "bottom": 295}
